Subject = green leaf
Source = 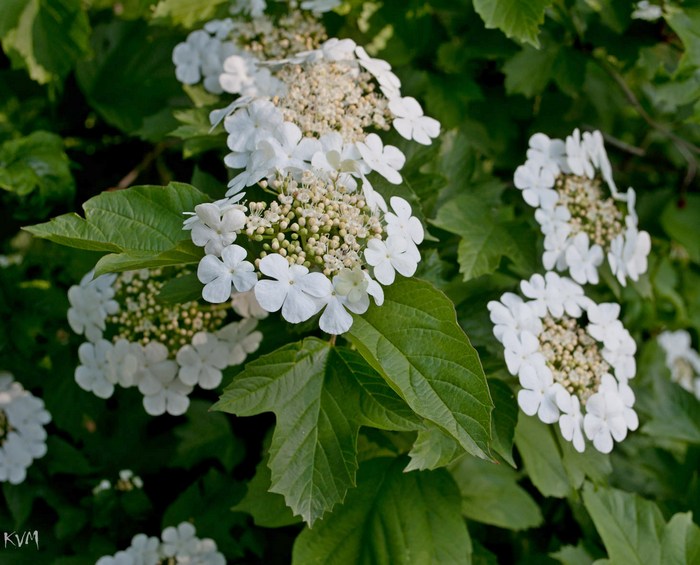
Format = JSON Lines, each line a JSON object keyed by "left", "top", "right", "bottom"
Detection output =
{"left": 489, "top": 379, "right": 517, "bottom": 467}
{"left": 431, "top": 188, "right": 527, "bottom": 281}
{"left": 665, "top": 6, "right": 700, "bottom": 75}
{"left": 0, "top": 131, "right": 74, "bottom": 203}
{"left": 502, "top": 45, "right": 557, "bottom": 98}
{"left": 25, "top": 182, "right": 208, "bottom": 273}
{"left": 550, "top": 543, "right": 594, "bottom": 565}
{"left": 213, "top": 339, "right": 418, "bottom": 525}
{"left": 642, "top": 375, "right": 700, "bottom": 444}
{"left": 514, "top": 414, "right": 570, "bottom": 498}
{"left": 661, "top": 512, "right": 700, "bottom": 565}
{"left": 170, "top": 400, "right": 244, "bottom": 471}
{"left": 76, "top": 20, "right": 183, "bottom": 133}
{"left": 156, "top": 272, "right": 201, "bottom": 304}
{"left": 558, "top": 433, "right": 612, "bottom": 488}
{"left": 232, "top": 451, "right": 302, "bottom": 528}
{"left": 582, "top": 482, "right": 665, "bottom": 565}
{"left": 152, "top": 0, "right": 229, "bottom": 28}
{"left": 406, "top": 425, "right": 465, "bottom": 472}
{"left": 473, "top": 0, "right": 552, "bottom": 48}
{"left": 1, "top": 0, "right": 90, "bottom": 84}
{"left": 347, "top": 278, "right": 493, "bottom": 460}
{"left": 291, "top": 457, "right": 472, "bottom": 565}
{"left": 449, "top": 455, "right": 543, "bottom": 531}
{"left": 661, "top": 194, "right": 700, "bottom": 264}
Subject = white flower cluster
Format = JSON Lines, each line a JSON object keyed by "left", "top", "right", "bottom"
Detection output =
{"left": 96, "top": 522, "right": 224, "bottom": 565}
{"left": 658, "top": 330, "right": 700, "bottom": 398}
{"left": 0, "top": 372, "right": 51, "bottom": 484}
{"left": 178, "top": 12, "right": 440, "bottom": 335}
{"left": 515, "top": 129, "right": 651, "bottom": 286}
{"left": 488, "top": 272, "right": 639, "bottom": 453}
{"left": 93, "top": 469, "right": 144, "bottom": 495}
{"left": 67, "top": 268, "right": 262, "bottom": 416}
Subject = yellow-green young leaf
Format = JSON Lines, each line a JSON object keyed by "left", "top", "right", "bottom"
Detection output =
{"left": 449, "top": 455, "right": 543, "bottom": 531}
{"left": 582, "top": 482, "right": 665, "bottom": 565}
{"left": 212, "top": 339, "right": 420, "bottom": 526}
{"left": 473, "top": 0, "right": 552, "bottom": 48}
{"left": 292, "top": 457, "right": 472, "bottom": 565}
{"left": 25, "top": 182, "right": 209, "bottom": 272}
{"left": 347, "top": 278, "right": 493, "bottom": 460}
{"left": 152, "top": 0, "right": 229, "bottom": 28}
{"left": 514, "top": 414, "right": 570, "bottom": 498}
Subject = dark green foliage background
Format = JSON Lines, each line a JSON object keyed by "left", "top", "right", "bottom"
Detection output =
{"left": 1, "top": 0, "right": 700, "bottom": 563}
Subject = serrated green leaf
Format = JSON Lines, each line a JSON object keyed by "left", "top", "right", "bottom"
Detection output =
{"left": 473, "top": 0, "right": 552, "bottom": 48}
{"left": 642, "top": 375, "right": 700, "bottom": 444}
{"left": 1, "top": 0, "right": 90, "bottom": 84}
{"left": 489, "top": 379, "right": 517, "bottom": 467}
{"left": 503, "top": 44, "right": 557, "bottom": 98}
{"left": 291, "top": 457, "right": 472, "bottom": 565}
{"left": 431, "top": 189, "right": 526, "bottom": 281}
{"left": 25, "top": 182, "right": 208, "bottom": 272}
{"left": 0, "top": 131, "right": 74, "bottom": 203}
{"left": 661, "top": 512, "right": 700, "bottom": 565}
{"left": 152, "top": 0, "right": 229, "bottom": 28}
{"left": 582, "top": 482, "right": 665, "bottom": 565}
{"left": 558, "top": 432, "right": 612, "bottom": 488}
{"left": 550, "top": 543, "right": 594, "bottom": 565}
{"left": 406, "top": 425, "right": 465, "bottom": 472}
{"left": 661, "top": 194, "right": 700, "bottom": 264}
{"left": 665, "top": 6, "right": 700, "bottom": 75}
{"left": 213, "top": 339, "right": 416, "bottom": 525}
{"left": 450, "top": 455, "right": 543, "bottom": 531}
{"left": 514, "top": 414, "right": 570, "bottom": 498}
{"left": 347, "top": 278, "right": 493, "bottom": 460}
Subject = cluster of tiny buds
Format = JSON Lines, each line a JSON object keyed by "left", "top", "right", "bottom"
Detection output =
{"left": 539, "top": 315, "right": 610, "bottom": 404}
{"left": 556, "top": 175, "right": 624, "bottom": 247}
{"left": 93, "top": 470, "right": 144, "bottom": 495}
{"left": 108, "top": 269, "right": 227, "bottom": 353}
{"left": 237, "top": 11, "right": 327, "bottom": 60}
{"left": 274, "top": 63, "right": 391, "bottom": 141}
{"left": 250, "top": 172, "right": 383, "bottom": 275}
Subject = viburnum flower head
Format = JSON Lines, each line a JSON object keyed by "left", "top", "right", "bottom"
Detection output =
{"left": 658, "top": 329, "right": 700, "bottom": 398}
{"left": 185, "top": 201, "right": 246, "bottom": 256}
{"left": 197, "top": 244, "right": 257, "bottom": 303}
{"left": 514, "top": 128, "right": 651, "bottom": 286}
{"left": 0, "top": 373, "right": 51, "bottom": 484}
{"left": 488, "top": 272, "right": 639, "bottom": 453}
{"left": 388, "top": 96, "right": 440, "bottom": 145}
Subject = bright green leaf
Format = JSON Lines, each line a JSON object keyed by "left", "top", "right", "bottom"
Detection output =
{"left": 642, "top": 376, "right": 700, "bottom": 444}
{"left": 292, "top": 457, "right": 472, "bottom": 565}
{"left": 213, "top": 339, "right": 418, "bottom": 525}
{"left": 489, "top": 379, "right": 517, "bottom": 467}
{"left": 582, "top": 482, "right": 665, "bottom": 565}
{"left": 550, "top": 543, "right": 594, "bottom": 565}
{"left": 661, "top": 512, "right": 700, "bottom": 565}
{"left": 661, "top": 194, "right": 700, "bottom": 263}
{"left": 347, "top": 278, "right": 493, "bottom": 460}
{"left": 473, "top": 0, "right": 552, "bottom": 48}
{"left": 450, "top": 455, "right": 543, "bottom": 531}
{"left": 405, "top": 425, "right": 465, "bottom": 472}
{"left": 502, "top": 45, "right": 557, "bottom": 98}
{"left": 152, "top": 0, "right": 229, "bottom": 28}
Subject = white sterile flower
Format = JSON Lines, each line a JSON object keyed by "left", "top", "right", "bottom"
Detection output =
{"left": 0, "top": 374, "right": 51, "bottom": 484}
{"left": 586, "top": 303, "right": 625, "bottom": 349}
{"left": 632, "top": 1, "right": 663, "bottom": 21}
{"left": 126, "top": 534, "right": 160, "bottom": 565}
{"left": 566, "top": 128, "right": 595, "bottom": 178}
{"left": 172, "top": 30, "right": 210, "bottom": 84}
{"left": 198, "top": 244, "right": 257, "bottom": 304}
{"left": 658, "top": 330, "right": 700, "bottom": 393}
{"left": 96, "top": 551, "right": 135, "bottom": 565}
{"left": 388, "top": 96, "right": 440, "bottom": 145}
{"left": 75, "top": 340, "right": 117, "bottom": 399}
{"left": 137, "top": 342, "right": 191, "bottom": 416}
{"left": 231, "top": 289, "right": 269, "bottom": 319}
{"left": 209, "top": 95, "right": 255, "bottom": 129}
{"left": 535, "top": 205, "right": 571, "bottom": 235}
{"left": 355, "top": 46, "right": 401, "bottom": 98}
{"left": 187, "top": 203, "right": 246, "bottom": 256}
{"left": 384, "top": 196, "right": 424, "bottom": 260}
{"left": 513, "top": 162, "right": 558, "bottom": 209}
{"left": 161, "top": 522, "right": 199, "bottom": 558}
{"left": 316, "top": 267, "right": 376, "bottom": 335}
{"left": 176, "top": 332, "right": 229, "bottom": 389}
{"left": 602, "top": 331, "right": 637, "bottom": 381}
{"left": 224, "top": 100, "right": 284, "bottom": 154}
{"left": 360, "top": 175, "right": 387, "bottom": 213}
{"left": 219, "top": 54, "right": 256, "bottom": 95}
{"left": 67, "top": 271, "right": 119, "bottom": 343}
{"left": 301, "top": 0, "right": 341, "bottom": 13}
{"left": 254, "top": 253, "right": 328, "bottom": 323}
{"left": 518, "top": 365, "right": 560, "bottom": 423}
{"left": 555, "top": 388, "right": 585, "bottom": 452}
{"left": 312, "top": 132, "right": 368, "bottom": 189}
{"left": 565, "top": 232, "right": 604, "bottom": 285}
{"left": 364, "top": 236, "right": 417, "bottom": 285}
{"left": 487, "top": 293, "right": 542, "bottom": 343}
{"left": 520, "top": 272, "right": 572, "bottom": 318}
{"left": 105, "top": 339, "right": 144, "bottom": 388}
{"left": 542, "top": 227, "right": 571, "bottom": 271}
{"left": 217, "top": 319, "right": 262, "bottom": 365}
{"left": 502, "top": 330, "right": 545, "bottom": 379}
{"left": 356, "top": 133, "right": 406, "bottom": 185}
{"left": 526, "top": 133, "right": 567, "bottom": 176}
{"left": 608, "top": 225, "right": 651, "bottom": 286}
{"left": 583, "top": 130, "right": 618, "bottom": 197}
{"left": 230, "top": 0, "right": 265, "bottom": 17}
{"left": 203, "top": 18, "right": 235, "bottom": 40}
{"left": 261, "top": 122, "right": 321, "bottom": 172}
{"left": 583, "top": 374, "right": 637, "bottom": 453}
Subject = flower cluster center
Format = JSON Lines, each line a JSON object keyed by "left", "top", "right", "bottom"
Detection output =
{"left": 238, "top": 12, "right": 327, "bottom": 59}
{"left": 555, "top": 175, "right": 624, "bottom": 246}
{"left": 539, "top": 315, "right": 610, "bottom": 403}
{"left": 107, "top": 269, "right": 227, "bottom": 352}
